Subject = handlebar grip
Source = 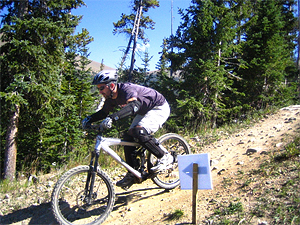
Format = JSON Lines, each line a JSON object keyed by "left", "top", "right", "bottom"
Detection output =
{"left": 87, "top": 124, "right": 106, "bottom": 133}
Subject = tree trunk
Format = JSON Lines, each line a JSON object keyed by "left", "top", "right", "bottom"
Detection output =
{"left": 119, "top": 2, "right": 140, "bottom": 74}
{"left": 3, "top": 1, "right": 27, "bottom": 181}
{"left": 4, "top": 104, "right": 20, "bottom": 181}
{"left": 129, "top": 1, "right": 143, "bottom": 82}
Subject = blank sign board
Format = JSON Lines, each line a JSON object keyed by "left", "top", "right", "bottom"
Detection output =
{"left": 177, "top": 153, "right": 213, "bottom": 190}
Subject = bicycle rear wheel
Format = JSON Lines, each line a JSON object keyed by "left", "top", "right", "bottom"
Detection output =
{"left": 51, "top": 165, "right": 115, "bottom": 225}
{"left": 148, "top": 133, "right": 191, "bottom": 189}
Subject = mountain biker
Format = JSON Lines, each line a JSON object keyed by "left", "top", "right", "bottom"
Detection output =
{"left": 82, "top": 70, "right": 172, "bottom": 188}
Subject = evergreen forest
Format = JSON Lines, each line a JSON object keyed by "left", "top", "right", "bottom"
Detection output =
{"left": 1, "top": 0, "right": 299, "bottom": 180}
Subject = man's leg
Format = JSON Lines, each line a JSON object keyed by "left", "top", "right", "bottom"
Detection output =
{"left": 116, "top": 132, "right": 138, "bottom": 188}
{"left": 131, "top": 126, "right": 173, "bottom": 172}
{"left": 130, "top": 101, "right": 170, "bottom": 134}
{"left": 129, "top": 101, "right": 172, "bottom": 172}
{"left": 131, "top": 126, "right": 164, "bottom": 158}
{"left": 123, "top": 132, "right": 140, "bottom": 169}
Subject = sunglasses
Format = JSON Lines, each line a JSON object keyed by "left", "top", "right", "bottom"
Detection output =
{"left": 97, "top": 85, "right": 107, "bottom": 91}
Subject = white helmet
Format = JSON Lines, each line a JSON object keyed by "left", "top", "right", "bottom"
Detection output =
{"left": 92, "top": 70, "right": 117, "bottom": 85}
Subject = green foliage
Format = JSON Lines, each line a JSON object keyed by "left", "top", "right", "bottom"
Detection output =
{"left": 246, "top": 136, "right": 300, "bottom": 224}
{"left": 273, "top": 136, "right": 300, "bottom": 162}
{"left": 156, "top": 0, "right": 298, "bottom": 130}
{"left": 0, "top": 0, "right": 95, "bottom": 175}
{"left": 167, "top": 209, "right": 184, "bottom": 221}
{"left": 162, "top": 0, "right": 244, "bottom": 128}
{"left": 238, "top": 0, "right": 297, "bottom": 109}
{"left": 0, "top": 178, "right": 29, "bottom": 193}
{"left": 176, "top": 97, "right": 208, "bottom": 130}
{"left": 222, "top": 202, "right": 244, "bottom": 215}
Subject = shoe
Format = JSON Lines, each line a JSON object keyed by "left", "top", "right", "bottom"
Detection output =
{"left": 116, "top": 172, "right": 135, "bottom": 188}
{"left": 151, "top": 153, "right": 173, "bottom": 172}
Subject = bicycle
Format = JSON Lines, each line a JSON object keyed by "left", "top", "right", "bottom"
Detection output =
{"left": 51, "top": 123, "right": 191, "bottom": 225}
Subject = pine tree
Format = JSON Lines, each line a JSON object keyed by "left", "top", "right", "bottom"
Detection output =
{"left": 0, "top": 0, "right": 93, "bottom": 179}
{"left": 154, "top": 39, "right": 180, "bottom": 112}
{"left": 134, "top": 50, "right": 153, "bottom": 85}
{"left": 238, "top": 0, "right": 297, "bottom": 109}
{"left": 39, "top": 28, "right": 95, "bottom": 170}
{"left": 167, "top": 0, "right": 240, "bottom": 129}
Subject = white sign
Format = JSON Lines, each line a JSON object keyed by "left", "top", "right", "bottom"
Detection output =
{"left": 177, "top": 153, "right": 213, "bottom": 190}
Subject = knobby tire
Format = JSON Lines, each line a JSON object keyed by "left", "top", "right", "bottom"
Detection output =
{"left": 148, "top": 133, "right": 191, "bottom": 189}
{"left": 51, "top": 165, "right": 115, "bottom": 225}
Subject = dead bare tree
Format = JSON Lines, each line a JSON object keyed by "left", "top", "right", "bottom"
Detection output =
{"left": 119, "top": 0, "right": 143, "bottom": 82}
{"left": 114, "top": 0, "right": 159, "bottom": 81}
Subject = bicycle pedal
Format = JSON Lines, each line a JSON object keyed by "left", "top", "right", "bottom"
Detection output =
{"left": 120, "top": 183, "right": 133, "bottom": 190}
{"left": 148, "top": 172, "right": 158, "bottom": 179}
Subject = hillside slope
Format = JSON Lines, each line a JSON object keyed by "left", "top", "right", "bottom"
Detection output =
{"left": 1, "top": 105, "right": 300, "bottom": 225}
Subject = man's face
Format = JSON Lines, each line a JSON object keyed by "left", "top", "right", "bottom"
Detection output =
{"left": 97, "top": 84, "right": 110, "bottom": 98}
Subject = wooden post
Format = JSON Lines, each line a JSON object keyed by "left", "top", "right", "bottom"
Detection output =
{"left": 192, "top": 163, "right": 198, "bottom": 224}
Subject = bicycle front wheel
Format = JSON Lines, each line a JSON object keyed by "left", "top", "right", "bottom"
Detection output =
{"left": 51, "top": 165, "right": 115, "bottom": 225}
{"left": 148, "top": 133, "right": 191, "bottom": 189}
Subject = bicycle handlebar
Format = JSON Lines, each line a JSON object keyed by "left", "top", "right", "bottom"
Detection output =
{"left": 84, "top": 123, "right": 106, "bottom": 134}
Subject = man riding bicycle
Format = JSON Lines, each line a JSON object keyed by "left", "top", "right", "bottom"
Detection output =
{"left": 82, "top": 70, "right": 172, "bottom": 188}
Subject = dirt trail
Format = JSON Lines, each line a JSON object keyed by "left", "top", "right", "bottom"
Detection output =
{"left": 2, "top": 105, "right": 300, "bottom": 225}
{"left": 102, "top": 105, "right": 300, "bottom": 225}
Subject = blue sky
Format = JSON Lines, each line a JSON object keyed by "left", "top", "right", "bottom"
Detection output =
{"left": 73, "top": 0, "right": 191, "bottom": 71}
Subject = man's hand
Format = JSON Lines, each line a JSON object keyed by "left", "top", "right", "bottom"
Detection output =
{"left": 101, "top": 117, "right": 113, "bottom": 129}
{"left": 82, "top": 116, "right": 92, "bottom": 129}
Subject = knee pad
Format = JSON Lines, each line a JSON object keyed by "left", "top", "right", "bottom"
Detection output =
{"left": 123, "top": 132, "right": 135, "bottom": 142}
{"left": 131, "top": 127, "right": 151, "bottom": 143}
{"left": 131, "top": 127, "right": 164, "bottom": 158}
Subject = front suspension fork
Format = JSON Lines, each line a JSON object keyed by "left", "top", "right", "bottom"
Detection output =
{"left": 85, "top": 151, "right": 99, "bottom": 204}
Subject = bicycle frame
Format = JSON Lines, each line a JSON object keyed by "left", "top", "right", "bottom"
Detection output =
{"left": 86, "top": 129, "right": 170, "bottom": 198}
{"left": 94, "top": 134, "right": 142, "bottom": 179}
{"left": 84, "top": 133, "right": 142, "bottom": 203}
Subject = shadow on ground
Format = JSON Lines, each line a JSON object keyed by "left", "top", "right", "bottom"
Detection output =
{"left": 1, "top": 202, "right": 57, "bottom": 224}
{"left": 1, "top": 186, "right": 169, "bottom": 225}
{"left": 112, "top": 186, "right": 168, "bottom": 211}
